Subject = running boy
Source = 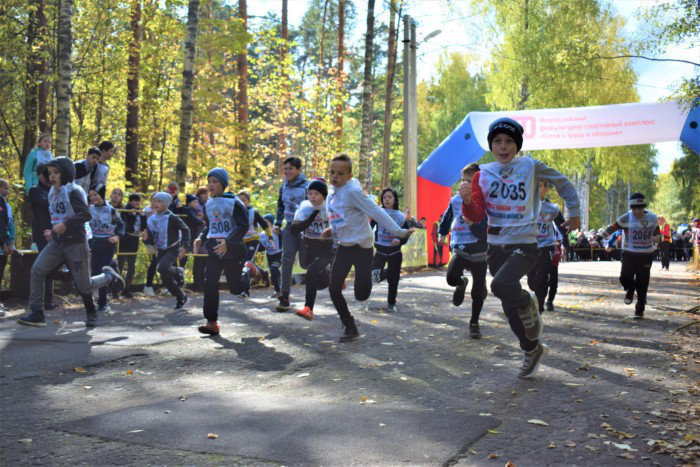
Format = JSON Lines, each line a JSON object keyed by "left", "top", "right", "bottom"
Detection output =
{"left": 88, "top": 188, "right": 125, "bottom": 312}
{"left": 460, "top": 118, "right": 580, "bottom": 378}
{"left": 274, "top": 157, "right": 309, "bottom": 311}
{"left": 119, "top": 193, "right": 146, "bottom": 297}
{"left": 370, "top": 187, "right": 412, "bottom": 314}
{"left": 237, "top": 190, "right": 272, "bottom": 298}
{"left": 322, "top": 154, "right": 414, "bottom": 342}
{"left": 603, "top": 192, "right": 660, "bottom": 319}
{"left": 18, "top": 157, "right": 124, "bottom": 327}
{"left": 291, "top": 178, "right": 332, "bottom": 321}
{"left": 260, "top": 214, "right": 282, "bottom": 297}
{"left": 194, "top": 168, "right": 249, "bottom": 335}
{"left": 142, "top": 192, "right": 191, "bottom": 309}
{"left": 438, "top": 163, "right": 488, "bottom": 339}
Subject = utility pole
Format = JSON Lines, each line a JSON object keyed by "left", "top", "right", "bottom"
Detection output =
{"left": 402, "top": 15, "right": 418, "bottom": 216}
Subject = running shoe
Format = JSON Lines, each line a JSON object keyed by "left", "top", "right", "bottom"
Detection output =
{"left": 518, "top": 343, "right": 549, "bottom": 379}
{"left": 295, "top": 306, "right": 314, "bottom": 321}
{"left": 175, "top": 294, "right": 188, "bottom": 310}
{"left": 545, "top": 301, "right": 554, "bottom": 312}
{"left": 276, "top": 296, "right": 291, "bottom": 312}
{"left": 17, "top": 310, "right": 47, "bottom": 327}
{"left": 339, "top": 317, "right": 359, "bottom": 342}
{"left": 387, "top": 303, "right": 398, "bottom": 313}
{"left": 97, "top": 305, "right": 111, "bottom": 313}
{"left": 198, "top": 321, "right": 220, "bottom": 336}
{"left": 469, "top": 322, "right": 482, "bottom": 339}
{"left": 102, "top": 265, "right": 125, "bottom": 290}
{"left": 85, "top": 312, "right": 97, "bottom": 328}
{"left": 624, "top": 289, "right": 634, "bottom": 305}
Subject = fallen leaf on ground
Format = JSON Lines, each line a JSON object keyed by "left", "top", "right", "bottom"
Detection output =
{"left": 74, "top": 367, "right": 87, "bottom": 373}
{"left": 207, "top": 433, "right": 218, "bottom": 439}
{"left": 528, "top": 419, "right": 549, "bottom": 426}
{"left": 487, "top": 453, "right": 499, "bottom": 459}
{"left": 590, "top": 340, "right": 599, "bottom": 345}
{"left": 370, "top": 320, "right": 378, "bottom": 324}
{"left": 487, "top": 429, "right": 501, "bottom": 434}
{"left": 83, "top": 385, "right": 91, "bottom": 389}
{"left": 563, "top": 441, "right": 577, "bottom": 447}
{"left": 618, "top": 453, "right": 635, "bottom": 459}
{"left": 505, "top": 462, "right": 515, "bottom": 467}
{"left": 179, "top": 395, "right": 187, "bottom": 401}
{"left": 128, "top": 429, "right": 144, "bottom": 433}
{"left": 360, "top": 396, "right": 367, "bottom": 402}
{"left": 126, "top": 369, "right": 133, "bottom": 376}
{"left": 584, "top": 445, "right": 598, "bottom": 451}
{"left": 564, "top": 383, "right": 582, "bottom": 387}
{"left": 18, "top": 439, "right": 32, "bottom": 444}
{"left": 547, "top": 442, "right": 556, "bottom": 449}
{"left": 624, "top": 368, "right": 637, "bottom": 377}
{"left": 479, "top": 413, "right": 492, "bottom": 417}
{"left": 297, "top": 373, "right": 309, "bottom": 378}
{"left": 468, "top": 448, "right": 477, "bottom": 455}
{"left": 612, "top": 442, "right": 636, "bottom": 451}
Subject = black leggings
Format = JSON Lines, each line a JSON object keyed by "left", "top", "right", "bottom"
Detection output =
{"left": 329, "top": 244, "right": 373, "bottom": 322}
{"left": 371, "top": 251, "right": 402, "bottom": 305}
{"left": 547, "top": 264, "right": 558, "bottom": 303}
{"left": 487, "top": 243, "right": 539, "bottom": 351}
{"left": 203, "top": 252, "right": 245, "bottom": 322}
{"left": 620, "top": 251, "right": 652, "bottom": 304}
{"left": 659, "top": 242, "right": 670, "bottom": 269}
{"left": 156, "top": 248, "right": 185, "bottom": 301}
{"left": 146, "top": 253, "right": 158, "bottom": 287}
{"left": 266, "top": 252, "right": 282, "bottom": 293}
{"left": 446, "top": 253, "right": 487, "bottom": 323}
{"left": 304, "top": 239, "right": 334, "bottom": 309}
{"left": 526, "top": 245, "right": 555, "bottom": 311}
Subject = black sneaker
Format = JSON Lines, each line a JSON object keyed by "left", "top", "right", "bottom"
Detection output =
{"left": 452, "top": 277, "right": 468, "bottom": 306}
{"left": 545, "top": 301, "right": 554, "bottom": 312}
{"left": 624, "top": 289, "right": 634, "bottom": 305}
{"left": 17, "top": 310, "right": 47, "bottom": 327}
{"left": 85, "top": 312, "right": 97, "bottom": 327}
{"left": 518, "top": 343, "right": 549, "bottom": 379}
{"left": 239, "top": 291, "right": 249, "bottom": 299}
{"left": 387, "top": 303, "right": 398, "bottom": 313}
{"left": 339, "top": 318, "right": 359, "bottom": 342}
{"left": 275, "top": 296, "right": 291, "bottom": 312}
{"left": 175, "top": 294, "right": 188, "bottom": 310}
{"left": 469, "top": 322, "right": 482, "bottom": 339}
{"left": 634, "top": 300, "right": 645, "bottom": 319}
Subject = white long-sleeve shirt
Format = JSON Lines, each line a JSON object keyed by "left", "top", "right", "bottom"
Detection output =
{"left": 327, "top": 178, "right": 408, "bottom": 248}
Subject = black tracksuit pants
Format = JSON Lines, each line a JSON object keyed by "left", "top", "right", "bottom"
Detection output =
{"left": 266, "top": 252, "right": 282, "bottom": 293}
{"left": 620, "top": 251, "right": 652, "bottom": 306}
{"left": 487, "top": 243, "right": 539, "bottom": 352}
{"left": 329, "top": 244, "right": 373, "bottom": 322}
{"left": 202, "top": 250, "right": 245, "bottom": 322}
{"left": 155, "top": 247, "right": 185, "bottom": 301}
{"left": 446, "top": 253, "right": 488, "bottom": 323}
{"left": 90, "top": 238, "right": 116, "bottom": 308}
{"left": 303, "top": 239, "right": 334, "bottom": 309}
{"left": 526, "top": 245, "right": 556, "bottom": 312}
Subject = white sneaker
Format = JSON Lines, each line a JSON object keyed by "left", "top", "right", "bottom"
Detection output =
{"left": 518, "top": 343, "right": 549, "bottom": 379}
{"left": 143, "top": 286, "right": 155, "bottom": 296}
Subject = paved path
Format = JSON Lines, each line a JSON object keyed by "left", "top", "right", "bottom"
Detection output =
{"left": 1, "top": 260, "right": 698, "bottom": 465}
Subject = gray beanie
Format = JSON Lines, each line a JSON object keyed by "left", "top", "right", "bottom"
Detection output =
{"left": 153, "top": 192, "right": 173, "bottom": 206}
{"left": 207, "top": 167, "right": 230, "bottom": 189}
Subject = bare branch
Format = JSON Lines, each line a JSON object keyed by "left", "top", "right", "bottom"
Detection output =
{"left": 590, "top": 54, "right": 699, "bottom": 67}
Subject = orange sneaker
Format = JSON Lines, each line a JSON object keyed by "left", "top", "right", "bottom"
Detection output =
{"left": 295, "top": 306, "right": 314, "bottom": 321}
{"left": 198, "top": 321, "right": 220, "bottom": 335}
{"left": 245, "top": 261, "right": 260, "bottom": 281}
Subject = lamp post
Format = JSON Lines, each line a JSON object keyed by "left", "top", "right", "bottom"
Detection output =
{"left": 403, "top": 17, "right": 441, "bottom": 215}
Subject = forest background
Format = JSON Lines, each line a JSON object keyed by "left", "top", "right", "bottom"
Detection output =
{"left": 0, "top": 0, "right": 698, "bottom": 246}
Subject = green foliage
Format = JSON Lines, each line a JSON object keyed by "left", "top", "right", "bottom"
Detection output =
{"left": 650, "top": 173, "right": 690, "bottom": 226}
{"left": 669, "top": 145, "right": 700, "bottom": 215}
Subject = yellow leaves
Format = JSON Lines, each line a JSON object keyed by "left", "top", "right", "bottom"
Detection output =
{"left": 487, "top": 453, "right": 499, "bottom": 459}
{"left": 623, "top": 368, "right": 637, "bottom": 377}
{"left": 207, "top": 433, "right": 218, "bottom": 439}
{"left": 563, "top": 441, "right": 577, "bottom": 448}
{"left": 547, "top": 442, "right": 556, "bottom": 449}
{"left": 600, "top": 422, "right": 636, "bottom": 439}
{"left": 527, "top": 419, "right": 549, "bottom": 426}
{"left": 126, "top": 369, "right": 133, "bottom": 376}
{"left": 74, "top": 367, "right": 87, "bottom": 373}
{"left": 487, "top": 429, "right": 501, "bottom": 435}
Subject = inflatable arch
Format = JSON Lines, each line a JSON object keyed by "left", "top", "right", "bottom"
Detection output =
{"left": 416, "top": 100, "right": 700, "bottom": 264}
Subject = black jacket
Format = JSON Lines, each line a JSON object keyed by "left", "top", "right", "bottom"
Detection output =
{"left": 28, "top": 181, "right": 52, "bottom": 243}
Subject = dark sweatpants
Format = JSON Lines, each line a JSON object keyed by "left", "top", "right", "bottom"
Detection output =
{"left": 304, "top": 239, "right": 334, "bottom": 309}
{"left": 446, "top": 253, "right": 488, "bottom": 323}
{"left": 526, "top": 245, "right": 556, "bottom": 312}
{"left": 266, "top": 252, "right": 282, "bottom": 293}
{"left": 371, "top": 249, "right": 403, "bottom": 306}
{"left": 155, "top": 247, "right": 185, "bottom": 301}
{"left": 620, "top": 251, "right": 652, "bottom": 305}
{"left": 487, "top": 243, "right": 539, "bottom": 352}
{"left": 329, "top": 244, "right": 373, "bottom": 322}
{"left": 202, "top": 252, "right": 245, "bottom": 322}
{"left": 90, "top": 238, "right": 116, "bottom": 308}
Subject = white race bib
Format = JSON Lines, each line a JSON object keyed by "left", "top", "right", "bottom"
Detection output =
{"left": 478, "top": 157, "right": 536, "bottom": 227}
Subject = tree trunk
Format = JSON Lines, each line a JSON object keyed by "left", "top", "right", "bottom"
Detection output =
{"left": 54, "top": 0, "right": 74, "bottom": 157}
{"left": 358, "top": 0, "right": 376, "bottom": 189}
{"left": 125, "top": 0, "right": 142, "bottom": 188}
{"left": 37, "top": 0, "right": 49, "bottom": 134}
{"left": 380, "top": 0, "right": 398, "bottom": 189}
{"left": 237, "top": 0, "right": 249, "bottom": 175}
{"left": 277, "top": 0, "right": 288, "bottom": 176}
{"left": 176, "top": 0, "right": 200, "bottom": 187}
{"left": 20, "top": 0, "right": 41, "bottom": 175}
{"left": 335, "top": 0, "right": 345, "bottom": 140}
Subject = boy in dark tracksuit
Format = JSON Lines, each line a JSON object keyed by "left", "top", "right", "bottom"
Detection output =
{"left": 438, "top": 164, "right": 488, "bottom": 339}
{"left": 143, "top": 192, "right": 191, "bottom": 309}
{"left": 194, "top": 168, "right": 249, "bottom": 336}
{"left": 88, "top": 189, "right": 125, "bottom": 312}
{"left": 260, "top": 214, "right": 282, "bottom": 297}
{"left": 74, "top": 147, "right": 101, "bottom": 193}
{"left": 18, "top": 157, "right": 124, "bottom": 327}
{"left": 119, "top": 194, "right": 146, "bottom": 297}
{"left": 291, "top": 179, "right": 333, "bottom": 321}
{"left": 603, "top": 192, "right": 660, "bottom": 319}
{"left": 274, "top": 157, "right": 309, "bottom": 310}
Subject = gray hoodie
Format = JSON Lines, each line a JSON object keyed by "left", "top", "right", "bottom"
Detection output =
{"left": 326, "top": 179, "right": 408, "bottom": 248}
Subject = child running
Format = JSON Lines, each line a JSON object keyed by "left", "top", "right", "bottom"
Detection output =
{"left": 322, "top": 154, "right": 414, "bottom": 342}
{"left": 370, "top": 187, "right": 411, "bottom": 314}
{"left": 438, "top": 163, "right": 488, "bottom": 338}
{"left": 291, "top": 178, "right": 333, "bottom": 321}
{"left": 526, "top": 182, "right": 568, "bottom": 313}
{"left": 142, "top": 192, "right": 191, "bottom": 309}
{"left": 119, "top": 193, "right": 146, "bottom": 298}
{"left": 88, "top": 188, "right": 125, "bottom": 312}
{"left": 460, "top": 118, "right": 580, "bottom": 378}
{"left": 603, "top": 192, "right": 660, "bottom": 319}
{"left": 18, "top": 157, "right": 124, "bottom": 327}
{"left": 237, "top": 190, "right": 272, "bottom": 298}
{"left": 260, "top": 214, "right": 282, "bottom": 297}
{"left": 194, "top": 168, "right": 249, "bottom": 336}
